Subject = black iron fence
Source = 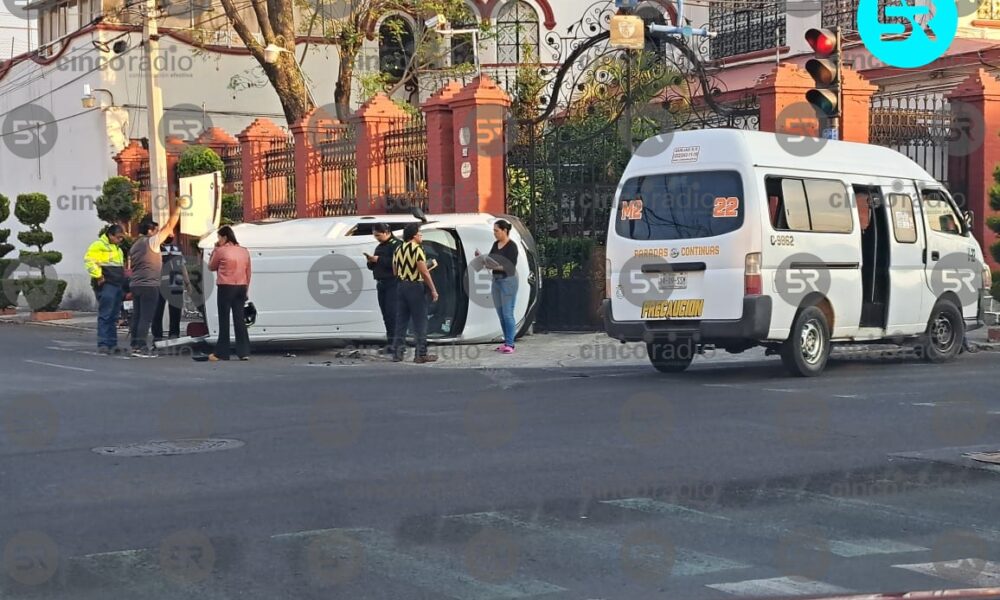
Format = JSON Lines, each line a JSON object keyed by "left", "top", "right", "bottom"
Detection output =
{"left": 262, "top": 136, "right": 296, "bottom": 220}
{"left": 380, "top": 114, "right": 429, "bottom": 213}
{"left": 220, "top": 145, "right": 243, "bottom": 195}
{"left": 318, "top": 125, "right": 358, "bottom": 217}
{"left": 869, "top": 92, "right": 951, "bottom": 185}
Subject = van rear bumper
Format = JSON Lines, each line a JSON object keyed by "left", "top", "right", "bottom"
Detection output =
{"left": 602, "top": 296, "right": 772, "bottom": 343}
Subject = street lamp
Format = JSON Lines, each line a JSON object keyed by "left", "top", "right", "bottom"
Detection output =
{"left": 81, "top": 84, "right": 116, "bottom": 109}
{"left": 425, "top": 14, "right": 481, "bottom": 77}
{"left": 263, "top": 43, "right": 317, "bottom": 106}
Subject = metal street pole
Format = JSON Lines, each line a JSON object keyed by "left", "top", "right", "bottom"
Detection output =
{"left": 144, "top": 0, "right": 170, "bottom": 224}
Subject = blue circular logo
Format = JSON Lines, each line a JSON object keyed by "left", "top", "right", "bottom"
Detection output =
{"left": 858, "top": 0, "right": 957, "bottom": 68}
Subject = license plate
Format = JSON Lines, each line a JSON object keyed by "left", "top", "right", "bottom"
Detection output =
{"left": 659, "top": 273, "right": 687, "bottom": 290}
{"left": 122, "top": 301, "right": 133, "bottom": 311}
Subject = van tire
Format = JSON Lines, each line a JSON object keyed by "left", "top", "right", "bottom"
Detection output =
{"left": 780, "top": 306, "right": 831, "bottom": 377}
{"left": 919, "top": 300, "right": 964, "bottom": 363}
{"left": 647, "top": 341, "right": 694, "bottom": 373}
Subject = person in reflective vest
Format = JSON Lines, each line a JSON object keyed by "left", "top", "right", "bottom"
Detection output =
{"left": 83, "top": 224, "right": 126, "bottom": 354}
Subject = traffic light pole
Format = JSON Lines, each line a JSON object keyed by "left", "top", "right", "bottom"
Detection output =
{"left": 833, "top": 25, "right": 842, "bottom": 141}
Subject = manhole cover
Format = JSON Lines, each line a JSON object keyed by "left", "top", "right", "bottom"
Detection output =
{"left": 92, "top": 439, "right": 244, "bottom": 457}
{"left": 963, "top": 451, "right": 1000, "bottom": 465}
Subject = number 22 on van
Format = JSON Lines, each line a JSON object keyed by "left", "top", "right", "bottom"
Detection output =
{"left": 620, "top": 198, "right": 643, "bottom": 221}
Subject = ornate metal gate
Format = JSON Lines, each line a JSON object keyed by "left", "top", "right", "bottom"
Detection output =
{"left": 503, "top": 2, "right": 759, "bottom": 331}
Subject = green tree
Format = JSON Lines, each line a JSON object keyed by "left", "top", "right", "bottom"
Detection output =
{"left": 177, "top": 146, "right": 225, "bottom": 179}
{"left": 0, "top": 194, "right": 17, "bottom": 308}
{"left": 96, "top": 176, "right": 145, "bottom": 232}
{"left": 987, "top": 163, "right": 1000, "bottom": 300}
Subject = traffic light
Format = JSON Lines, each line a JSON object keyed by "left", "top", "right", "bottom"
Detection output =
{"left": 804, "top": 27, "right": 841, "bottom": 117}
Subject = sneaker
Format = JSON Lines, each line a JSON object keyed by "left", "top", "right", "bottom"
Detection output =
{"left": 500, "top": 345, "right": 515, "bottom": 354}
{"left": 495, "top": 345, "right": 506, "bottom": 352}
{"left": 414, "top": 355, "right": 438, "bottom": 364}
{"left": 98, "top": 347, "right": 111, "bottom": 355}
{"left": 208, "top": 353, "right": 229, "bottom": 362}
{"left": 392, "top": 355, "right": 404, "bottom": 363}
{"left": 131, "top": 348, "right": 157, "bottom": 358}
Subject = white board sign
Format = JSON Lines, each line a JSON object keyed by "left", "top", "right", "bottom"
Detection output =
{"left": 178, "top": 171, "right": 222, "bottom": 237}
{"left": 671, "top": 146, "right": 700, "bottom": 163}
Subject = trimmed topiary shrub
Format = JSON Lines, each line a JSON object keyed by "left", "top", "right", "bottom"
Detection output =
{"left": 15, "top": 193, "right": 65, "bottom": 312}
{"left": 0, "top": 193, "right": 19, "bottom": 309}
{"left": 177, "top": 146, "right": 224, "bottom": 179}
{"left": 96, "top": 176, "right": 144, "bottom": 234}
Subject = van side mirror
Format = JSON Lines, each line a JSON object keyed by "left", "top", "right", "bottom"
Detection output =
{"left": 963, "top": 210, "right": 974, "bottom": 230}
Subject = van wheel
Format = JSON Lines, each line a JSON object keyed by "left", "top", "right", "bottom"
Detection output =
{"left": 647, "top": 341, "right": 694, "bottom": 373}
{"left": 919, "top": 300, "right": 964, "bottom": 363}
{"left": 780, "top": 306, "right": 831, "bottom": 377}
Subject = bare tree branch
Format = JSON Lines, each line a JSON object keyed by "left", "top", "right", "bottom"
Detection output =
{"left": 219, "top": 0, "right": 266, "bottom": 62}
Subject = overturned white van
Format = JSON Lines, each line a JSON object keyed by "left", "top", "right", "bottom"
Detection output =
{"left": 179, "top": 212, "right": 539, "bottom": 347}
{"left": 604, "top": 129, "right": 990, "bottom": 376}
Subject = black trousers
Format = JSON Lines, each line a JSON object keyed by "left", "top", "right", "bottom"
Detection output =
{"left": 128, "top": 286, "right": 160, "bottom": 350}
{"left": 392, "top": 281, "right": 428, "bottom": 359}
{"left": 153, "top": 290, "right": 182, "bottom": 340}
{"left": 376, "top": 278, "right": 398, "bottom": 343}
{"left": 215, "top": 284, "right": 250, "bottom": 359}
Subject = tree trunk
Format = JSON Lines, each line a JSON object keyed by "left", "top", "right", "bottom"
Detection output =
{"left": 334, "top": 45, "right": 360, "bottom": 121}
{"left": 264, "top": 55, "right": 314, "bottom": 125}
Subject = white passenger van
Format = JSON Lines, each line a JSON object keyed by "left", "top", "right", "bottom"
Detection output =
{"left": 604, "top": 129, "right": 990, "bottom": 376}
{"left": 174, "top": 212, "right": 540, "bottom": 347}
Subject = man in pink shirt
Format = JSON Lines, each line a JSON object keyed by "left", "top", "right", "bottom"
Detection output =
{"left": 208, "top": 226, "right": 252, "bottom": 361}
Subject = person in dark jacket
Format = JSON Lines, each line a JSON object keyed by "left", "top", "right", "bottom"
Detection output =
{"left": 153, "top": 235, "right": 189, "bottom": 342}
{"left": 366, "top": 223, "right": 401, "bottom": 353}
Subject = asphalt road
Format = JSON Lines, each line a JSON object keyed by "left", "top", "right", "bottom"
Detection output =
{"left": 2, "top": 322, "right": 1000, "bottom": 599}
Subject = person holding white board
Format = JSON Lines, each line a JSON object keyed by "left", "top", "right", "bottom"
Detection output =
{"left": 475, "top": 219, "right": 519, "bottom": 354}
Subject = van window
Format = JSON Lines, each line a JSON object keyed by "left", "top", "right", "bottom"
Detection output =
{"left": 921, "top": 189, "right": 963, "bottom": 236}
{"left": 887, "top": 194, "right": 917, "bottom": 243}
{"left": 766, "top": 176, "right": 852, "bottom": 233}
{"left": 615, "top": 170, "right": 744, "bottom": 240}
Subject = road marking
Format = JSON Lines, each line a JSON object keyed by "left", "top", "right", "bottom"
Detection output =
{"left": 763, "top": 388, "right": 800, "bottom": 393}
{"left": 893, "top": 559, "right": 1000, "bottom": 587}
{"left": 765, "top": 488, "right": 1000, "bottom": 543}
{"left": 603, "top": 498, "right": 925, "bottom": 558}
{"left": 601, "top": 498, "right": 731, "bottom": 522}
{"left": 833, "top": 394, "right": 860, "bottom": 399}
{"left": 24, "top": 359, "right": 94, "bottom": 372}
{"left": 707, "top": 576, "right": 850, "bottom": 596}
{"left": 446, "top": 511, "right": 747, "bottom": 577}
{"left": 272, "top": 528, "right": 565, "bottom": 600}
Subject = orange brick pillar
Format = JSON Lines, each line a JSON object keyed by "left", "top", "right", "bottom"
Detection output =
{"left": 947, "top": 69, "right": 1000, "bottom": 270}
{"left": 291, "top": 108, "right": 338, "bottom": 218}
{"left": 114, "top": 140, "right": 148, "bottom": 182}
{"left": 422, "top": 82, "right": 463, "bottom": 214}
{"left": 353, "top": 94, "right": 408, "bottom": 215}
{"left": 195, "top": 127, "right": 239, "bottom": 165}
{"left": 237, "top": 119, "right": 288, "bottom": 222}
{"left": 755, "top": 63, "right": 875, "bottom": 142}
{"left": 839, "top": 69, "right": 877, "bottom": 143}
{"left": 449, "top": 76, "right": 511, "bottom": 214}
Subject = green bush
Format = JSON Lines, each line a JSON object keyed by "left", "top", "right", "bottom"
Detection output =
{"left": 15, "top": 193, "right": 64, "bottom": 311}
{"left": 96, "top": 176, "right": 144, "bottom": 228}
{"left": 177, "top": 146, "right": 224, "bottom": 179}
{"left": 222, "top": 192, "right": 242, "bottom": 225}
{"left": 0, "top": 194, "right": 16, "bottom": 309}
{"left": 19, "top": 279, "right": 67, "bottom": 312}
{"left": 539, "top": 237, "right": 596, "bottom": 279}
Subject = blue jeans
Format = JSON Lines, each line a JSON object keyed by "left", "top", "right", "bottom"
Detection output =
{"left": 492, "top": 276, "right": 518, "bottom": 347}
{"left": 96, "top": 283, "right": 123, "bottom": 349}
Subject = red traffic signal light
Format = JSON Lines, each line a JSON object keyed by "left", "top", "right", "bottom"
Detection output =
{"left": 804, "top": 27, "right": 841, "bottom": 118}
{"left": 805, "top": 28, "right": 838, "bottom": 57}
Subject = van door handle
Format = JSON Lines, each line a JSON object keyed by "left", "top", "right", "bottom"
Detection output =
{"left": 931, "top": 251, "right": 940, "bottom": 261}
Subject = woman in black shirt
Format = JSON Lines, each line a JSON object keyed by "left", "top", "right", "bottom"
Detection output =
{"left": 477, "top": 220, "right": 519, "bottom": 353}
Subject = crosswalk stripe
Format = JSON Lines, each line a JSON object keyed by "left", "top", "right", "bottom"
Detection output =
{"left": 271, "top": 528, "right": 565, "bottom": 600}
{"left": 893, "top": 559, "right": 1000, "bottom": 587}
{"left": 764, "top": 488, "right": 1000, "bottom": 543}
{"left": 446, "top": 510, "right": 748, "bottom": 577}
{"left": 66, "top": 548, "right": 231, "bottom": 599}
{"left": 707, "top": 576, "right": 851, "bottom": 597}
{"left": 602, "top": 498, "right": 927, "bottom": 558}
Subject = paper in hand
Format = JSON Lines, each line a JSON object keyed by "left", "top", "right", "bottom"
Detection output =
{"left": 481, "top": 255, "right": 503, "bottom": 270}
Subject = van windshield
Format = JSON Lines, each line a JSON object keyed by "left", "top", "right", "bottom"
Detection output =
{"left": 615, "top": 170, "right": 745, "bottom": 240}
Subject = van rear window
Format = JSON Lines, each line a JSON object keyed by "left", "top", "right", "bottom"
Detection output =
{"left": 615, "top": 171, "right": 744, "bottom": 241}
